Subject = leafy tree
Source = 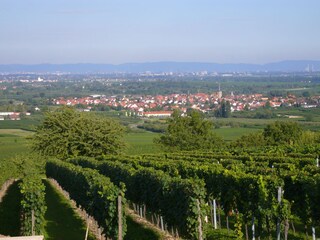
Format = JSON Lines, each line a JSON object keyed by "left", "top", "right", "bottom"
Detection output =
{"left": 215, "top": 100, "right": 231, "bottom": 118}
{"left": 155, "top": 110, "right": 223, "bottom": 151}
{"left": 32, "top": 107, "right": 126, "bottom": 159}
{"left": 264, "top": 101, "right": 271, "bottom": 109}
{"left": 302, "top": 91, "right": 311, "bottom": 98}
{"left": 263, "top": 121, "right": 303, "bottom": 145}
{"left": 231, "top": 132, "right": 266, "bottom": 148}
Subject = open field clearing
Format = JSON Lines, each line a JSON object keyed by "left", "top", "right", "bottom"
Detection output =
{"left": 0, "top": 130, "right": 31, "bottom": 161}
{"left": 213, "top": 127, "right": 261, "bottom": 141}
{"left": 0, "top": 129, "right": 34, "bottom": 137}
{"left": 125, "top": 132, "right": 162, "bottom": 155}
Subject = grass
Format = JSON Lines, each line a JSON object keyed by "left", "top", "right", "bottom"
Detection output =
{"left": 43, "top": 180, "right": 96, "bottom": 240}
{"left": 0, "top": 117, "right": 42, "bottom": 131}
{"left": 0, "top": 181, "right": 21, "bottom": 236}
{"left": 215, "top": 117, "right": 279, "bottom": 127}
{"left": 0, "top": 129, "right": 34, "bottom": 137}
{"left": 124, "top": 127, "right": 262, "bottom": 152}
{"left": 0, "top": 129, "right": 32, "bottom": 161}
{"left": 213, "top": 127, "right": 261, "bottom": 141}
{"left": 125, "top": 132, "right": 163, "bottom": 155}
{"left": 125, "top": 214, "right": 162, "bottom": 240}
{"left": 0, "top": 178, "right": 165, "bottom": 239}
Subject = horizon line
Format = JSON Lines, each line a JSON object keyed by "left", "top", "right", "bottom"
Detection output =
{"left": 1, "top": 59, "right": 320, "bottom": 66}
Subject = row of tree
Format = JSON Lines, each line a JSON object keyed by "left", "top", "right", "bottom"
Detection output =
{"left": 31, "top": 107, "right": 320, "bottom": 157}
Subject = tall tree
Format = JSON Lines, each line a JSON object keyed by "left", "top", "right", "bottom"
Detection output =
{"left": 215, "top": 100, "right": 231, "bottom": 118}
{"left": 263, "top": 121, "right": 303, "bottom": 145}
{"left": 32, "top": 107, "right": 126, "bottom": 159}
{"left": 155, "top": 110, "right": 223, "bottom": 151}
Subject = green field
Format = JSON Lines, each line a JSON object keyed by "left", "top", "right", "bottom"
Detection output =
{"left": 213, "top": 127, "right": 261, "bottom": 141}
{"left": 0, "top": 129, "right": 32, "bottom": 161}
{"left": 0, "top": 116, "right": 42, "bottom": 131}
{"left": 125, "top": 132, "right": 162, "bottom": 155}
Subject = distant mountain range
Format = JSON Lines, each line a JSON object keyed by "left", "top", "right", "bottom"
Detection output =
{"left": 0, "top": 60, "right": 319, "bottom": 73}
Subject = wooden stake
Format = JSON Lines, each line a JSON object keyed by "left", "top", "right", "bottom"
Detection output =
{"left": 213, "top": 199, "right": 217, "bottom": 229}
{"left": 84, "top": 217, "right": 89, "bottom": 240}
{"left": 31, "top": 209, "right": 35, "bottom": 236}
{"left": 245, "top": 224, "right": 249, "bottom": 240}
{"left": 312, "top": 226, "right": 316, "bottom": 240}
{"left": 276, "top": 187, "right": 282, "bottom": 240}
{"left": 284, "top": 219, "right": 289, "bottom": 240}
{"left": 210, "top": 200, "right": 214, "bottom": 226}
{"left": 197, "top": 199, "right": 203, "bottom": 240}
{"left": 226, "top": 216, "right": 229, "bottom": 233}
{"left": 217, "top": 202, "right": 221, "bottom": 228}
{"left": 291, "top": 221, "right": 296, "bottom": 234}
{"left": 160, "top": 216, "right": 164, "bottom": 231}
{"left": 118, "top": 196, "right": 123, "bottom": 240}
{"left": 252, "top": 217, "right": 255, "bottom": 240}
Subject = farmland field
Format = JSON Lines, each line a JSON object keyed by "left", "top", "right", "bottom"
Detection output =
{"left": 125, "top": 132, "right": 162, "bottom": 155}
{"left": 0, "top": 116, "right": 42, "bottom": 131}
{"left": 213, "top": 127, "right": 261, "bottom": 141}
{"left": 0, "top": 129, "right": 32, "bottom": 161}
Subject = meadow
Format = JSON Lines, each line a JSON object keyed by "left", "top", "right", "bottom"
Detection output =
{"left": 213, "top": 127, "right": 261, "bottom": 141}
{"left": 0, "top": 129, "right": 32, "bottom": 161}
{"left": 125, "top": 132, "right": 162, "bottom": 155}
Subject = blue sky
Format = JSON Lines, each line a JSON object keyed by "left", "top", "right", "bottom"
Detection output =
{"left": 0, "top": 0, "right": 319, "bottom": 64}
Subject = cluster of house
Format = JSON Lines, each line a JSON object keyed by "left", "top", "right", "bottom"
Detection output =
{"left": 50, "top": 91, "right": 320, "bottom": 117}
{"left": 0, "top": 112, "right": 32, "bottom": 121}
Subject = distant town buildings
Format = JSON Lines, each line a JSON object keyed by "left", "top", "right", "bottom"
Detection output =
{"left": 0, "top": 112, "right": 31, "bottom": 121}
{"left": 51, "top": 90, "right": 320, "bottom": 116}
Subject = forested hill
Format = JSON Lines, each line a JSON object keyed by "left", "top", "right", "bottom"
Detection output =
{"left": 0, "top": 60, "right": 320, "bottom": 73}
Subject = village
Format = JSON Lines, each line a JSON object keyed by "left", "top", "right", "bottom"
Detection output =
{"left": 51, "top": 90, "right": 320, "bottom": 117}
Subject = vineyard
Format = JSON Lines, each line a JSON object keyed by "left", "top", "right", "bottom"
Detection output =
{"left": 1, "top": 125, "right": 320, "bottom": 239}
{"left": 67, "top": 151, "right": 320, "bottom": 240}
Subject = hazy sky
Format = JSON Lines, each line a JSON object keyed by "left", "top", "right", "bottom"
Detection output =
{"left": 1, "top": 0, "right": 320, "bottom": 64}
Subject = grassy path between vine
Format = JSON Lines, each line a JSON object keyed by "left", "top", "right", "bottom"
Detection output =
{"left": 45, "top": 179, "right": 164, "bottom": 240}
{"left": 43, "top": 180, "right": 96, "bottom": 240}
{"left": 0, "top": 180, "right": 162, "bottom": 239}
{"left": 0, "top": 181, "right": 21, "bottom": 236}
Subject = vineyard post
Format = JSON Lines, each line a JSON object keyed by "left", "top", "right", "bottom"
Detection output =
{"left": 210, "top": 200, "right": 213, "bottom": 226}
{"left": 118, "top": 195, "right": 123, "bottom": 240}
{"left": 226, "top": 216, "right": 229, "bottom": 233}
{"left": 213, "top": 199, "right": 217, "bottom": 229}
{"left": 84, "top": 215, "right": 89, "bottom": 240}
{"left": 197, "top": 199, "right": 203, "bottom": 240}
{"left": 312, "top": 226, "right": 316, "bottom": 240}
{"left": 31, "top": 209, "right": 35, "bottom": 236}
{"left": 218, "top": 203, "right": 221, "bottom": 228}
{"left": 276, "top": 187, "right": 282, "bottom": 240}
{"left": 252, "top": 217, "right": 255, "bottom": 240}
{"left": 160, "top": 216, "right": 164, "bottom": 231}
{"left": 316, "top": 157, "right": 319, "bottom": 167}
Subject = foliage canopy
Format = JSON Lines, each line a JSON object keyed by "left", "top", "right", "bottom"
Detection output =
{"left": 263, "top": 121, "right": 303, "bottom": 145}
{"left": 155, "top": 110, "right": 223, "bottom": 151}
{"left": 32, "top": 107, "right": 125, "bottom": 159}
